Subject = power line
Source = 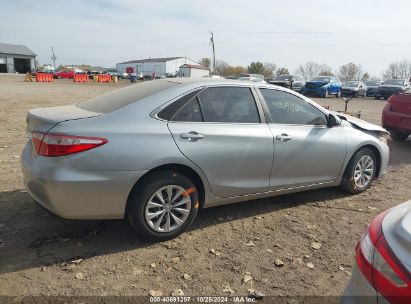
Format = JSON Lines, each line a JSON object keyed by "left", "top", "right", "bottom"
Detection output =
{"left": 213, "top": 28, "right": 411, "bottom": 35}
{"left": 217, "top": 41, "right": 411, "bottom": 47}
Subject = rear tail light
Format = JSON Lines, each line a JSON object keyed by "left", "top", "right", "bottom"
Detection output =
{"left": 356, "top": 211, "right": 411, "bottom": 303}
{"left": 32, "top": 132, "right": 108, "bottom": 157}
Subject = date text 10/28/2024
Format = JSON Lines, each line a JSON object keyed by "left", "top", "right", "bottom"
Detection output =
{"left": 149, "top": 296, "right": 256, "bottom": 303}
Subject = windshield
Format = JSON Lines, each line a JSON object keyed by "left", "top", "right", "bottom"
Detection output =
{"left": 78, "top": 80, "right": 179, "bottom": 113}
{"left": 382, "top": 79, "right": 404, "bottom": 85}
{"left": 365, "top": 81, "right": 379, "bottom": 86}
{"left": 311, "top": 77, "right": 330, "bottom": 82}
{"left": 344, "top": 81, "right": 359, "bottom": 87}
{"left": 275, "top": 75, "right": 293, "bottom": 81}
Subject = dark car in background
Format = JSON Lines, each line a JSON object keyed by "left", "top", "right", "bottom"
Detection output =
{"left": 341, "top": 81, "right": 367, "bottom": 97}
{"left": 375, "top": 79, "right": 410, "bottom": 100}
{"left": 382, "top": 91, "right": 411, "bottom": 141}
{"left": 303, "top": 76, "right": 342, "bottom": 98}
{"left": 269, "top": 75, "right": 305, "bottom": 93}
{"left": 365, "top": 80, "right": 381, "bottom": 97}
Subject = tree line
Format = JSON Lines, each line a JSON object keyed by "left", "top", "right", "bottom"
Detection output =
{"left": 199, "top": 58, "right": 411, "bottom": 82}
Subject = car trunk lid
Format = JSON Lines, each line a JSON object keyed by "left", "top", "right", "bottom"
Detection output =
{"left": 389, "top": 93, "right": 411, "bottom": 115}
{"left": 383, "top": 200, "right": 411, "bottom": 273}
{"left": 26, "top": 105, "right": 102, "bottom": 133}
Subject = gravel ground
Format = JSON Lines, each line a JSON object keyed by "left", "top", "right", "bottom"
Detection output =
{"left": 0, "top": 75, "right": 410, "bottom": 300}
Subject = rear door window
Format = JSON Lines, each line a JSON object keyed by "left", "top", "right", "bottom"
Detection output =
{"left": 198, "top": 87, "right": 260, "bottom": 123}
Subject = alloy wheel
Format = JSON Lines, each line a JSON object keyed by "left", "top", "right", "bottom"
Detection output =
{"left": 353, "top": 155, "right": 375, "bottom": 189}
{"left": 145, "top": 185, "right": 192, "bottom": 233}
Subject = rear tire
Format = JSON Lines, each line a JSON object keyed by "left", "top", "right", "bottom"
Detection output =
{"left": 340, "top": 148, "right": 377, "bottom": 194}
{"left": 126, "top": 170, "right": 199, "bottom": 241}
{"left": 390, "top": 131, "right": 409, "bottom": 142}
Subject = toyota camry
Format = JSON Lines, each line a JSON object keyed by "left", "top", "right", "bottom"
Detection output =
{"left": 21, "top": 79, "right": 389, "bottom": 240}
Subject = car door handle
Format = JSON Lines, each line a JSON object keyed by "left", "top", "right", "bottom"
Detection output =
{"left": 276, "top": 133, "right": 293, "bottom": 141}
{"left": 181, "top": 132, "right": 205, "bottom": 141}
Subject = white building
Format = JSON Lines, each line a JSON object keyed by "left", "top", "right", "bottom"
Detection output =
{"left": 116, "top": 57, "right": 199, "bottom": 77}
{"left": 0, "top": 43, "right": 36, "bottom": 73}
{"left": 178, "top": 64, "right": 209, "bottom": 78}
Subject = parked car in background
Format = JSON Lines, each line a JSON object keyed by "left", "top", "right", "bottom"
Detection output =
{"left": 269, "top": 75, "right": 305, "bottom": 93}
{"left": 375, "top": 79, "right": 410, "bottom": 100}
{"left": 303, "top": 76, "right": 342, "bottom": 98}
{"left": 53, "top": 70, "right": 76, "bottom": 79}
{"left": 382, "top": 91, "right": 411, "bottom": 141}
{"left": 22, "top": 79, "right": 389, "bottom": 241}
{"left": 341, "top": 200, "right": 411, "bottom": 304}
{"left": 365, "top": 80, "right": 381, "bottom": 97}
{"left": 341, "top": 81, "right": 367, "bottom": 97}
{"left": 239, "top": 73, "right": 265, "bottom": 80}
{"left": 104, "top": 70, "right": 122, "bottom": 79}
{"left": 238, "top": 76, "right": 266, "bottom": 83}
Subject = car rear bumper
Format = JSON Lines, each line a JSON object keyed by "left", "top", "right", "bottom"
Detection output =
{"left": 382, "top": 105, "right": 411, "bottom": 134}
{"left": 340, "top": 262, "right": 378, "bottom": 304}
{"left": 21, "top": 141, "right": 147, "bottom": 220}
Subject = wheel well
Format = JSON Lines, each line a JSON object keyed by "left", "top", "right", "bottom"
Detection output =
{"left": 126, "top": 164, "right": 206, "bottom": 211}
{"left": 350, "top": 144, "right": 382, "bottom": 178}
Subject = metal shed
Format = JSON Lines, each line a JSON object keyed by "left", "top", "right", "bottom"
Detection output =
{"left": 0, "top": 43, "right": 36, "bottom": 73}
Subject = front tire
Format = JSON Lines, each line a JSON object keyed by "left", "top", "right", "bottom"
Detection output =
{"left": 323, "top": 90, "right": 329, "bottom": 98}
{"left": 340, "top": 148, "right": 377, "bottom": 194}
{"left": 336, "top": 90, "right": 341, "bottom": 98}
{"left": 390, "top": 131, "right": 409, "bottom": 141}
{"left": 126, "top": 170, "right": 199, "bottom": 241}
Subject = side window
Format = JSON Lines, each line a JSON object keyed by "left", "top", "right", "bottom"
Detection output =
{"left": 198, "top": 87, "right": 260, "bottom": 123}
{"left": 172, "top": 97, "right": 203, "bottom": 122}
{"left": 157, "top": 89, "right": 202, "bottom": 120}
{"left": 260, "top": 89, "right": 327, "bottom": 125}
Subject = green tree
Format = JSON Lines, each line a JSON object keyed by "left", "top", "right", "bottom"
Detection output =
{"left": 200, "top": 58, "right": 211, "bottom": 68}
{"left": 248, "top": 61, "right": 264, "bottom": 74}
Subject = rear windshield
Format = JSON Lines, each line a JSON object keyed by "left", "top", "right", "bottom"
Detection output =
{"left": 77, "top": 80, "right": 179, "bottom": 113}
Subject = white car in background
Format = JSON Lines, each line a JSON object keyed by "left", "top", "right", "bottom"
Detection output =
{"left": 238, "top": 76, "right": 267, "bottom": 83}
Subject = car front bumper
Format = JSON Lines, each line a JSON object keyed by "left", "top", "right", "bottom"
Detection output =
{"left": 378, "top": 138, "right": 389, "bottom": 178}
{"left": 21, "top": 141, "right": 147, "bottom": 220}
{"left": 303, "top": 87, "right": 327, "bottom": 95}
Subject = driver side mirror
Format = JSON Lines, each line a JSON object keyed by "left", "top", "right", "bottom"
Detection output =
{"left": 327, "top": 113, "right": 341, "bottom": 128}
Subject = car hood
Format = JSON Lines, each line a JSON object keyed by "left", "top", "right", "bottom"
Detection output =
{"left": 380, "top": 84, "right": 405, "bottom": 89}
{"left": 332, "top": 111, "right": 388, "bottom": 134}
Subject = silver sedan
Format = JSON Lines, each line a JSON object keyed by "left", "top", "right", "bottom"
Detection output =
{"left": 341, "top": 200, "right": 411, "bottom": 303}
{"left": 21, "top": 79, "right": 389, "bottom": 240}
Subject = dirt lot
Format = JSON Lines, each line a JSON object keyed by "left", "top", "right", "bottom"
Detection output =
{"left": 1, "top": 75, "right": 410, "bottom": 300}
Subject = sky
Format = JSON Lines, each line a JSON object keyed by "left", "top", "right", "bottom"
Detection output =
{"left": 1, "top": 0, "right": 411, "bottom": 77}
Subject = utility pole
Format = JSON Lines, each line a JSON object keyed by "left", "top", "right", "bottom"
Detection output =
{"left": 51, "top": 47, "right": 57, "bottom": 69}
{"left": 209, "top": 32, "right": 216, "bottom": 75}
